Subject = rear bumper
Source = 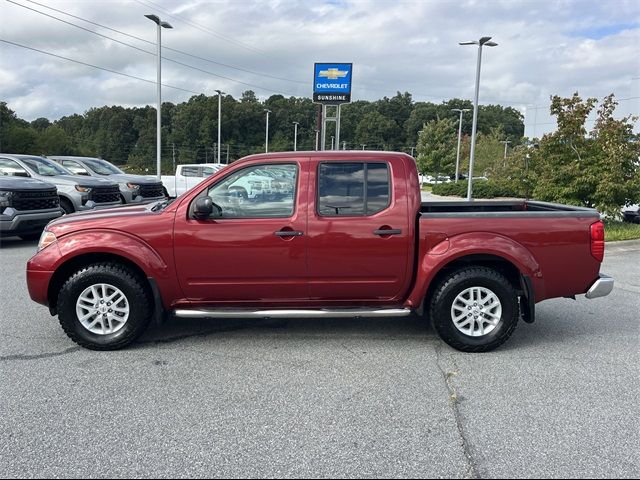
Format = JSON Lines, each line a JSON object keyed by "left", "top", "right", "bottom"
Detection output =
{"left": 585, "top": 274, "right": 614, "bottom": 299}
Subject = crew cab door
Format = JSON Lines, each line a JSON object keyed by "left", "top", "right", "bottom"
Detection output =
{"left": 173, "top": 161, "right": 308, "bottom": 303}
{"left": 307, "top": 157, "right": 413, "bottom": 302}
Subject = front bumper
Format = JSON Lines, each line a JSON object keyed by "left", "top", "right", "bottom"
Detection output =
{"left": 0, "top": 208, "right": 64, "bottom": 237}
{"left": 585, "top": 274, "right": 614, "bottom": 299}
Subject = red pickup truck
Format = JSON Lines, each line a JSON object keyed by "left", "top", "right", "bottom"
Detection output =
{"left": 27, "top": 151, "right": 613, "bottom": 352}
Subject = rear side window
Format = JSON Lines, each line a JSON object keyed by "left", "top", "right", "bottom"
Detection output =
{"left": 0, "top": 158, "right": 30, "bottom": 177}
{"left": 318, "top": 162, "right": 390, "bottom": 216}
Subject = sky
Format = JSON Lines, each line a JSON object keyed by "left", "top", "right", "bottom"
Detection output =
{"left": 1, "top": 0, "right": 639, "bottom": 137}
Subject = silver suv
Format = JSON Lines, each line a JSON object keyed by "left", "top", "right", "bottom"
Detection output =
{"left": 0, "top": 154, "right": 121, "bottom": 214}
{"left": 50, "top": 156, "right": 166, "bottom": 204}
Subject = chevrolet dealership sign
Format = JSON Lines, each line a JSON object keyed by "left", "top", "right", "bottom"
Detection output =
{"left": 313, "top": 63, "right": 353, "bottom": 104}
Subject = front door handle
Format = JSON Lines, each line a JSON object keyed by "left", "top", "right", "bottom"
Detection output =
{"left": 275, "top": 230, "right": 304, "bottom": 237}
{"left": 374, "top": 228, "right": 402, "bottom": 236}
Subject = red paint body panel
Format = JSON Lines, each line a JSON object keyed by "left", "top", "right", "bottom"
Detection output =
{"left": 26, "top": 151, "right": 604, "bottom": 313}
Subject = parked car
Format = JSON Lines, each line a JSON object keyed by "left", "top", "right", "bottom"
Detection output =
{"left": 27, "top": 151, "right": 613, "bottom": 353}
{"left": 49, "top": 156, "right": 165, "bottom": 205}
{"left": 622, "top": 205, "right": 640, "bottom": 224}
{"left": 0, "top": 154, "right": 121, "bottom": 214}
{"left": 161, "top": 163, "right": 226, "bottom": 198}
{"left": 0, "top": 175, "right": 63, "bottom": 240}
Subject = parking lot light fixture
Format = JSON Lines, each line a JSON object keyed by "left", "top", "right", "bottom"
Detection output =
{"left": 293, "top": 122, "right": 299, "bottom": 151}
{"left": 215, "top": 90, "right": 224, "bottom": 163}
{"left": 459, "top": 36, "right": 497, "bottom": 200}
{"left": 145, "top": 14, "right": 172, "bottom": 180}
{"left": 264, "top": 109, "right": 271, "bottom": 153}
{"left": 452, "top": 108, "right": 471, "bottom": 183}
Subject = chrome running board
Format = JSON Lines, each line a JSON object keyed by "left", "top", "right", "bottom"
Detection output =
{"left": 173, "top": 307, "right": 413, "bottom": 319}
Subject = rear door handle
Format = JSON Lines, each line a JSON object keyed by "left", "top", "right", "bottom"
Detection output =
{"left": 374, "top": 229, "right": 402, "bottom": 236}
{"left": 275, "top": 230, "right": 304, "bottom": 237}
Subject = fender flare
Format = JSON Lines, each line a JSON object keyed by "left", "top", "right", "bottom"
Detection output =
{"left": 406, "top": 232, "right": 543, "bottom": 308}
{"left": 53, "top": 229, "right": 169, "bottom": 277}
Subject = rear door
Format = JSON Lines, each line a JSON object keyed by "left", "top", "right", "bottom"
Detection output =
{"left": 306, "top": 157, "right": 413, "bottom": 302}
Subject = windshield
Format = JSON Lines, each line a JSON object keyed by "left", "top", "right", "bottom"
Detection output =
{"left": 20, "top": 157, "right": 70, "bottom": 176}
{"left": 82, "top": 158, "right": 124, "bottom": 175}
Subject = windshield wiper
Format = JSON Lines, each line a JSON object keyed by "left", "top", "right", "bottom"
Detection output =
{"left": 151, "top": 199, "right": 174, "bottom": 211}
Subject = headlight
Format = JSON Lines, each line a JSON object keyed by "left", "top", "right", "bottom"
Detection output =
{"left": 75, "top": 186, "right": 92, "bottom": 193}
{"left": 38, "top": 231, "right": 57, "bottom": 251}
{"left": 126, "top": 183, "right": 140, "bottom": 191}
{"left": 0, "top": 191, "right": 13, "bottom": 208}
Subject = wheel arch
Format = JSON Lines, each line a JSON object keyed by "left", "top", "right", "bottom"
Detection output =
{"left": 48, "top": 252, "right": 150, "bottom": 316}
{"left": 422, "top": 253, "right": 524, "bottom": 312}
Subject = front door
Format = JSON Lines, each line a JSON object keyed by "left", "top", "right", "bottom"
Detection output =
{"left": 173, "top": 162, "right": 308, "bottom": 303}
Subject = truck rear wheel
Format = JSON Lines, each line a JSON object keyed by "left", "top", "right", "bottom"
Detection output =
{"left": 56, "top": 263, "right": 153, "bottom": 350}
{"left": 429, "top": 266, "right": 519, "bottom": 352}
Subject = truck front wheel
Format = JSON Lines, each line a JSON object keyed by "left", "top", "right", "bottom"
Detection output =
{"left": 56, "top": 263, "right": 153, "bottom": 350}
{"left": 429, "top": 266, "right": 519, "bottom": 352}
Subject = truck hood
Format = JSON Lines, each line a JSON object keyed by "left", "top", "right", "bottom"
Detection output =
{"left": 46, "top": 203, "right": 161, "bottom": 236}
{"left": 44, "top": 175, "right": 119, "bottom": 188}
{"left": 0, "top": 177, "right": 57, "bottom": 191}
{"left": 100, "top": 174, "right": 161, "bottom": 185}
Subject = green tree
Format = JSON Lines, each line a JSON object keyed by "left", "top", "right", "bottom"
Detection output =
{"left": 416, "top": 118, "right": 457, "bottom": 178}
{"left": 532, "top": 93, "right": 640, "bottom": 215}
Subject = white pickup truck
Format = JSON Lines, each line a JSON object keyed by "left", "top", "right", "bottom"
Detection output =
{"left": 161, "top": 164, "right": 226, "bottom": 198}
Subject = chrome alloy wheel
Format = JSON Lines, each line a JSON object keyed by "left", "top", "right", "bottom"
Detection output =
{"left": 451, "top": 286, "right": 502, "bottom": 337}
{"left": 75, "top": 283, "right": 130, "bottom": 335}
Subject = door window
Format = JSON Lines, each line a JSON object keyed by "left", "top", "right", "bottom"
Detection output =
{"left": 204, "top": 164, "right": 297, "bottom": 218}
{"left": 0, "top": 158, "right": 30, "bottom": 177}
{"left": 62, "top": 160, "right": 90, "bottom": 175}
{"left": 318, "top": 162, "right": 390, "bottom": 216}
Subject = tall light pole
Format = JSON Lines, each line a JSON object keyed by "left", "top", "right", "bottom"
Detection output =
{"left": 215, "top": 89, "right": 224, "bottom": 163}
{"left": 145, "top": 14, "right": 172, "bottom": 180}
{"left": 314, "top": 129, "right": 319, "bottom": 151}
{"left": 501, "top": 140, "right": 511, "bottom": 165}
{"left": 451, "top": 108, "right": 471, "bottom": 183}
{"left": 460, "top": 36, "right": 497, "bottom": 200}
{"left": 264, "top": 109, "right": 271, "bottom": 153}
{"left": 330, "top": 136, "right": 335, "bottom": 150}
{"left": 293, "top": 122, "right": 299, "bottom": 151}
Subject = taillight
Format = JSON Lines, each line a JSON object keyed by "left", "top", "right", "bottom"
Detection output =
{"left": 590, "top": 221, "right": 605, "bottom": 262}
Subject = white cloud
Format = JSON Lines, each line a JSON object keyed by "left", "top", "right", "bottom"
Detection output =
{"left": 0, "top": 0, "right": 637, "bottom": 137}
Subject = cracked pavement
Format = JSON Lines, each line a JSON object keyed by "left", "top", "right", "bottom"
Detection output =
{"left": 1, "top": 237, "right": 639, "bottom": 478}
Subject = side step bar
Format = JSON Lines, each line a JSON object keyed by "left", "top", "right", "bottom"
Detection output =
{"left": 173, "top": 308, "right": 413, "bottom": 320}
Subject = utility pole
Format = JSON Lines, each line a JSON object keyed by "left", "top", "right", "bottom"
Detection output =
{"left": 315, "top": 129, "right": 320, "bottom": 151}
{"left": 452, "top": 108, "right": 471, "bottom": 182}
{"left": 330, "top": 136, "right": 335, "bottom": 150}
{"left": 293, "top": 122, "right": 299, "bottom": 152}
{"left": 501, "top": 140, "right": 511, "bottom": 166}
{"left": 144, "top": 14, "right": 172, "bottom": 180}
{"left": 342, "top": 141, "right": 346, "bottom": 150}
{"left": 459, "top": 36, "right": 498, "bottom": 200}
{"left": 215, "top": 90, "right": 223, "bottom": 163}
{"left": 264, "top": 109, "right": 271, "bottom": 153}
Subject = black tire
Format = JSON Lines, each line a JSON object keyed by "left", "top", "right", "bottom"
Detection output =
{"left": 60, "top": 197, "right": 74, "bottom": 214}
{"left": 429, "top": 266, "right": 519, "bottom": 353}
{"left": 57, "top": 263, "right": 153, "bottom": 350}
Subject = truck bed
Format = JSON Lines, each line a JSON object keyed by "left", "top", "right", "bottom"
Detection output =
{"left": 420, "top": 200, "right": 599, "bottom": 217}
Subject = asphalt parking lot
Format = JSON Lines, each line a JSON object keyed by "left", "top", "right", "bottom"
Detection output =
{"left": 1, "top": 237, "right": 638, "bottom": 478}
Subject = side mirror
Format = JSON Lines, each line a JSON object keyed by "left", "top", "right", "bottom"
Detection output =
{"left": 193, "top": 197, "right": 222, "bottom": 219}
{"left": 194, "top": 197, "right": 213, "bottom": 219}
